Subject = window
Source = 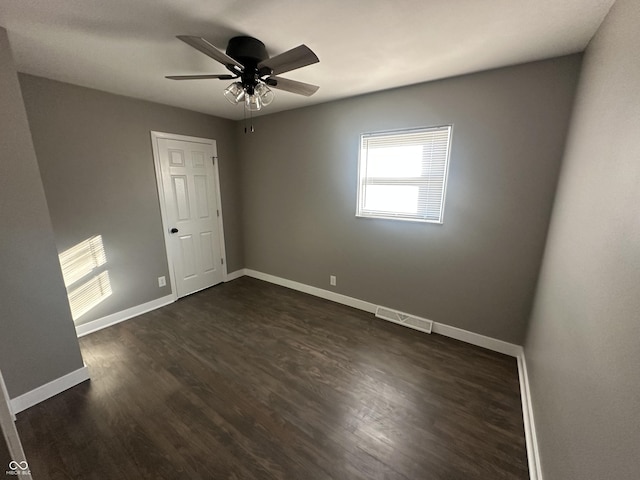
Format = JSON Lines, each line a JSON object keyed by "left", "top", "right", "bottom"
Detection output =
{"left": 356, "top": 126, "right": 452, "bottom": 223}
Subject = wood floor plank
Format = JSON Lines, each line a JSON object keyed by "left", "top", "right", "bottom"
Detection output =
{"left": 15, "top": 277, "right": 528, "bottom": 479}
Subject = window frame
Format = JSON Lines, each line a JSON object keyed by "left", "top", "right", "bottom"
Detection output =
{"left": 356, "top": 125, "right": 453, "bottom": 224}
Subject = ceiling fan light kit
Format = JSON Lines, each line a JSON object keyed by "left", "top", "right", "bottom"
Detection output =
{"left": 224, "top": 81, "right": 274, "bottom": 111}
{"left": 166, "top": 34, "right": 319, "bottom": 117}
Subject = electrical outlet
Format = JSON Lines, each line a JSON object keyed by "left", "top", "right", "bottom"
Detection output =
{"left": 158, "top": 276, "right": 166, "bottom": 287}
{"left": 330, "top": 275, "right": 336, "bottom": 286}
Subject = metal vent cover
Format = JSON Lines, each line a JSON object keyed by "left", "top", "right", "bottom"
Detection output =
{"left": 375, "top": 306, "right": 433, "bottom": 334}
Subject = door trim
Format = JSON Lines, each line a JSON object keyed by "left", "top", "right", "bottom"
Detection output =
{"left": 150, "top": 131, "right": 228, "bottom": 301}
{"left": 1, "top": 369, "right": 33, "bottom": 479}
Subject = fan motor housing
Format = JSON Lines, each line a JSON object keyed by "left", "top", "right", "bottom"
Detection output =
{"left": 226, "top": 36, "right": 268, "bottom": 66}
{"left": 226, "top": 36, "right": 270, "bottom": 94}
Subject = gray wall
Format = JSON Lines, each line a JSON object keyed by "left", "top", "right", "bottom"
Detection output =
{"left": 0, "top": 28, "right": 85, "bottom": 397}
{"left": 238, "top": 56, "right": 581, "bottom": 344}
{"left": 19, "top": 75, "right": 244, "bottom": 326}
{"left": 524, "top": 0, "right": 640, "bottom": 478}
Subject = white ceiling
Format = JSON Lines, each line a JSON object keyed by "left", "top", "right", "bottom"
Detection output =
{"left": 0, "top": 0, "right": 614, "bottom": 120}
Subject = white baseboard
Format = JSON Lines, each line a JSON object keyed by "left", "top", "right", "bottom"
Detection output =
{"left": 517, "top": 352, "right": 543, "bottom": 480}
{"left": 431, "top": 322, "right": 523, "bottom": 357}
{"left": 225, "top": 269, "right": 245, "bottom": 282}
{"left": 244, "top": 268, "right": 522, "bottom": 356}
{"left": 10, "top": 366, "right": 90, "bottom": 415}
{"left": 244, "top": 269, "right": 378, "bottom": 314}
{"left": 75, "top": 294, "right": 175, "bottom": 337}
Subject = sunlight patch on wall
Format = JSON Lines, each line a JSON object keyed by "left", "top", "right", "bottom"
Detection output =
{"left": 58, "top": 235, "right": 112, "bottom": 322}
{"left": 59, "top": 235, "right": 107, "bottom": 286}
{"left": 66, "top": 271, "right": 112, "bottom": 320}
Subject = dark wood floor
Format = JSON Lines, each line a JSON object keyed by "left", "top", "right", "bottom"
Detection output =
{"left": 16, "top": 277, "right": 528, "bottom": 479}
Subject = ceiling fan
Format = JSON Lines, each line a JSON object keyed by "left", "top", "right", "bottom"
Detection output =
{"left": 166, "top": 35, "right": 320, "bottom": 111}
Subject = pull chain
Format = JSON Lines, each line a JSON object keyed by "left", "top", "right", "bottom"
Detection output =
{"left": 243, "top": 101, "right": 248, "bottom": 134}
{"left": 243, "top": 100, "right": 255, "bottom": 134}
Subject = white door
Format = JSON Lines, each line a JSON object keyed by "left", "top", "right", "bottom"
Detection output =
{"left": 156, "top": 136, "right": 224, "bottom": 298}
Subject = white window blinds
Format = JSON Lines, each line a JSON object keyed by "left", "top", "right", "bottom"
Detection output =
{"left": 357, "top": 126, "right": 452, "bottom": 223}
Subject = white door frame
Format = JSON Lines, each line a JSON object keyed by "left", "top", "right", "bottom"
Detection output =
{"left": 0, "top": 370, "right": 32, "bottom": 480}
{"left": 150, "top": 131, "right": 228, "bottom": 301}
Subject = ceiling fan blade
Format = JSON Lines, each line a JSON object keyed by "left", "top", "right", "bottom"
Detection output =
{"left": 176, "top": 35, "right": 243, "bottom": 71}
{"left": 258, "top": 45, "right": 319, "bottom": 76}
{"left": 165, "top": 74, "right": 236, "bottom": 80}
{"left": 268, "top": 76, "right": 319, "bottom": 96}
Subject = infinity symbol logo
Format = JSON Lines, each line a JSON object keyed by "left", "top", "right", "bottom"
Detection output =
{"left": 8, "top": 460, "right": 29, "bottom": 471}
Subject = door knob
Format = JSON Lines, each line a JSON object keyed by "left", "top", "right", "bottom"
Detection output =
{"left": 170, "top": 227, "right": 179, "bottom": 234}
